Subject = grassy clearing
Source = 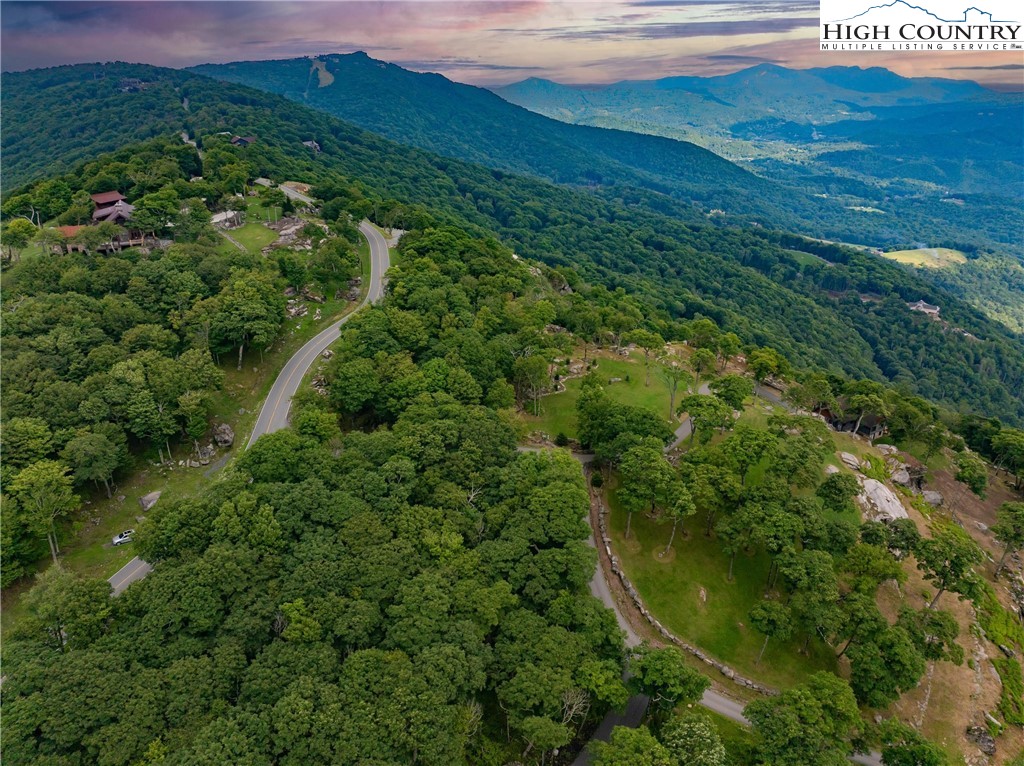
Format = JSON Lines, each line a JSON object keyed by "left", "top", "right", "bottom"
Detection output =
{"left": 605, "top": 480, "right": 840, "bottom": 690}
{"left": 784, "top": 248, "right": 827, "bottom": 266}
{"left": 523, "top": 350, "right": 685, "bottom": 439}
{"left": 229, "top": 222, "right": 278, "bottom": 253}
{"left": 881, "top": 247, "right": 966, "bottom": 269}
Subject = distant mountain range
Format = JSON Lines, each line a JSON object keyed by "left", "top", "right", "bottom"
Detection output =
{"left": 190, "top": 54, "right": 812, "bottom": 232}
{"left": 494, "top": 63, "right": 1023, "bottom": 218}
{"left": 190, "top": 55, "right": 1022, "bottom": 251}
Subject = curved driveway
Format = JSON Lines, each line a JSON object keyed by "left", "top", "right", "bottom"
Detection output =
{"left": 110, "top": 220, "right": 389, "bottom": 595}
{"left": 246, "top": 220, "right": 389, "bottom": 446}
{"left": 519, "top": 445, "right": 881, "bottom": 766}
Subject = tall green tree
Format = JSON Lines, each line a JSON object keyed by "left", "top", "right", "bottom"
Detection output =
{"left": 915, "top": 525, "right": 983, "bottom": 609}
{"left": 211, "top": 270, "right": 283, "bottom": 370}
{"left": 677, "top": 394, "right": 733, "bottom": 444}
{"left": 61, "top": 432, "right": 120, "bottom": 498}
{"left": 22, "top": 567, "right": 111, "bottom": 652}
{"left": 590, "top": 726, "right": 671, "bottom": 766}
{"left": 688, "top": 347, "right": 716, "bottom": 392}
{"left": 745, "top": 672, "right": 860, "bottom": 766}
{"left": 628, "top": 645, "right": 709, "bottom": 714}
{"left": 623, "top": 329, "right": 665, "bottom": 387}
{"left": 8, "top": 460, "right": 79, "bottom": 564}
{"left": 749, "top": 600, "right": 793, "bottom": 665}
{"left": 992, "top": 501, "right": 1024, "bottom": 576}
{"left": 618, "top": 438, "right": 677, "bottom": 539}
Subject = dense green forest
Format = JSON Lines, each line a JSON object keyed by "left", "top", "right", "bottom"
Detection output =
{"left": 4, "top": 215, "right": 973, "bottom": 765}
{"left": 1, "top": 135, "right": 361, "bottom": 585}
{"left": 3, "top": 62, "right": 1023, "bottom": 426}
{"left": 1, "top": 218, "right": 724, "bottom": 765}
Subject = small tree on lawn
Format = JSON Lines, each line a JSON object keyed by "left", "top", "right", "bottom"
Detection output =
{"left": 749, "top": 600, "right": 793, "bottom": 665}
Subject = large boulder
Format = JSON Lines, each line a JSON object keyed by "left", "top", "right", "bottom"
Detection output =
{"left": 922, "top": 490, "right": 944, "bottom": 506}
{"left": 839, "top": 452, "right": 862, "bottom": 471}
{"left": 824, "top": 464, "right": 840, "bottom": 476}
{"left": 857, "top": 478, "right": 908, "bottom": 522}
{"left": 139, "top": 491, "right": 162, "bottom": 512}
{"left": 966, "top": 725, "right": 996, "bottom": 756}
{"left": 891, "top": 468, "right": 912, "bottom": 487}
{"left": 213, "top": 423, "right": 235, "bottom": 448}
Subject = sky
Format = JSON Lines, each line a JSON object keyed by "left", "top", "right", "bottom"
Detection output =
{"left": 2, "top": 1, "right": 1022, "bottom": 90}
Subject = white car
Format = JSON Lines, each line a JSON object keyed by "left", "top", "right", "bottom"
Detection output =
{"left": 112, "top": 529, "right": 135, "bottom": 546}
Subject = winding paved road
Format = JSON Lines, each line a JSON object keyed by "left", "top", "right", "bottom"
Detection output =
{"left": 109, "top": 218, "right": 390, "bottom": 595}
{"left": 246, "top": 220, "right": 389, "bottom": 446}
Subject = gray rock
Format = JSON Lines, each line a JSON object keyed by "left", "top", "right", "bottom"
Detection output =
{"left": 824, "top": 464, "right": 840, "bottom": 475}
{"left": 877, "top": 444, "right": 899, "bottom": 455}
{"left": 857, "top": 478, "right": 909, "bottom": 522}
{"left": 966, "top": 725, "right": 996, "bottom": 756}
{"left": 999, "top": 643, "right": 1016, "bottom": 658}
{"left": 891, "top": 468, "right": 912, "bottom": 486}
{"left": 139, "top": 491, "right": 162, "bottom": 511}
{"left": 922, "top": 490, "right": 943, "bottom": 506}
{"left": 839, "top": 452, "right": 862, "bottom": 471}
{"left": 213, "top": 423, "right": 234, "bottom": 448}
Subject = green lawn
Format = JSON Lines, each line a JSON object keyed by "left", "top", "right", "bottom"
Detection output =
{"left": 228, "top": 222, "right": 278, "bottom": 254}
{"left": 881, "top": 247, "right": 966, "bottom": 269}
{"left": 523, "top": 350, "right": 687, "bottom": 439}
{"left": 606, "top": 480, "right": 840, "bottom": 690}
{"left": 784, "top": 249, "right": 827, "bottom": 267}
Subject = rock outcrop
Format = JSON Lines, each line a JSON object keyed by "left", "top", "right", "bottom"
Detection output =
{"left": 213, "top": 423, "right": 234, "bottom": 448}
{"left": 139, "top": 491, "right": 162, "bottom": 511}
{"left": 857, "top": 478, "right": 908, "bottom": 522}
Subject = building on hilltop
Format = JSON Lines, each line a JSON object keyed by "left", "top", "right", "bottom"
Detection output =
{"left": 816, "top": 402, "right": 888, "bottom": 441}
{"left": 231, "top": 135, "right": 257, "bottom": 147}
{"left": 92, "top": 200, "right": 135, "bottom": 225}
{"left": 90, "top": 190, "right": 126, "bottom": 209}
{"left": 907, "top": 300, "right": 940, "bottom": 316}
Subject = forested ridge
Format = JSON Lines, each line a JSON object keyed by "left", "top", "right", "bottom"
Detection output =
{"left": 3, "top": 62, "right": 1023, "bottom": 425}
{"left": 191, "top": 54, "right": 1024, "bottom": 250}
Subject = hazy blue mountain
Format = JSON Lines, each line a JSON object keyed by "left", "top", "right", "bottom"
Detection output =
{"left": 190, "top": 54, "right": 813, "bottom": 225}
{"left": 494, "top": 64, "right": 1023, "bottom": 257}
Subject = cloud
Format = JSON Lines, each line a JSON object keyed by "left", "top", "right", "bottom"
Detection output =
{"left": 395, "top": 57, "right": 545, "bottom": 72}
{"left": 705, "top": 53, "right": 783, "bottom": 62}
{"left": 946, "top": 64, "right": 1024, "bottom": 70}
{"left": 1, "top": 0, "right": 1018, "bottom": 90}
{"left": 542, "top": 17, "right": 818, "bottom": 40}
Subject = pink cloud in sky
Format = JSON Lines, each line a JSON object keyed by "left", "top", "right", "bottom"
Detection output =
{"left": 1, "top": 1, "right": 1021, "bottom": 90}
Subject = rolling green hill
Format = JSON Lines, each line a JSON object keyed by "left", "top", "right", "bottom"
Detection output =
{"left": 3, "top": 61, "right": 1023, "bottom": 425}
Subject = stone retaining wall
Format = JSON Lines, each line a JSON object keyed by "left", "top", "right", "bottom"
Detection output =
{"left": 594, "top": 493, "right": 778, "bottom": 697}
